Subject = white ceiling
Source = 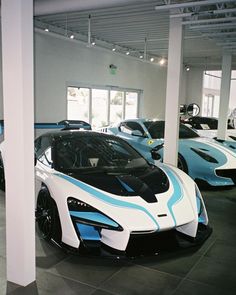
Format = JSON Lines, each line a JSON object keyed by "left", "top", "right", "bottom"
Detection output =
{"left": 34, "top": 0, "right": 236, "bottom": 68}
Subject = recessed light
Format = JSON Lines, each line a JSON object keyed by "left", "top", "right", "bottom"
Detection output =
{"left": 159, "top": 58, "right": 166, "bottom": 65}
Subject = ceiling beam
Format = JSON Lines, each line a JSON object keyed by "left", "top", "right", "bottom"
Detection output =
{"left": 183, "top": 17, "right": 236, "bottom": 25}
{"left": 190, "top": 22, "right": 236, "bottom": 29}
{"left": 202, "top": 31, "right": 236, "bottom": 36}
{"left": 155, "top": 0, "right": 235, "bottom": 11}
{"left": 171, "top": 8, "right": 236, "bottom": 18}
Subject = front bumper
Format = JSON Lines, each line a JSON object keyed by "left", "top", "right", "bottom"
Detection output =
{"left": 62, "top": 222, "right": 212, "bottom": 257}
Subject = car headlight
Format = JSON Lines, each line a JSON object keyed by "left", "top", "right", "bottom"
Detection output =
{"left": 191, "top": 147, "right": 218, "bottom": 163}
{"left": 67, "top": 197, "right": 123, "bottom": 231}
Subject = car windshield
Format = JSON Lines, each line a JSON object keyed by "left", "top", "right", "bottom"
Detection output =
{"left": 143, "top": 121, "right": 199, "bottom": 139}
{"left": 54, "top": 133, "right": 149, "bottom": 173}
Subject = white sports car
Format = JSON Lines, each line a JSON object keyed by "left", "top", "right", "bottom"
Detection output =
{"left": 0, "top": 130, "right": 211, "bottom": 255}
{"left": 184, "top": 116, "right": 236, "bottom": 140}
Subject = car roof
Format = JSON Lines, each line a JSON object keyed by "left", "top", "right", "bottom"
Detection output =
{"left": 37, "top": 130, "right": 109, "bottom": 140}
{"left": 122, "top": 118, "right": 164, "bottom": 124}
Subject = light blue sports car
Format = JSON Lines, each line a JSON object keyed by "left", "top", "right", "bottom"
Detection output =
{"left": 101, "top": 118, "right": 236, "bottom": 187}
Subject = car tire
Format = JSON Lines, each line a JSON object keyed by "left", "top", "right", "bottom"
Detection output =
{"left": 0, "top": 166, "right": 5, "bottom": 192}
{"left": 0, "top": 175, "right": 5, "bottom": 192}
{"left": 36, "top": 186, "right": 62, "bottom": 243}
{"left": 177, "top": 154, "right": 188, "bottom": 174}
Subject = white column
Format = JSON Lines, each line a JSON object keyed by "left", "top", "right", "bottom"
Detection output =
{"left": 217, "top": 53, "right": 232, "bottom": 140}
{"left": 1, "top": 0, "right": 35, "bottom": 286}
{"left": 163, "top": 17, "right": 183, "bottom": 166}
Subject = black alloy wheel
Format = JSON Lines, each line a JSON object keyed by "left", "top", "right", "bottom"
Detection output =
{"left": 0, "top": 168, "right": 5, "bottom": 192}
{"left": 0, "top": 176, "right": 5, "bottom": 192}
{"left": 177, "top": 154, "right": 188, "bottom": 174}
{"left": 36, "top": 187, "right": 62, "bottom": 242}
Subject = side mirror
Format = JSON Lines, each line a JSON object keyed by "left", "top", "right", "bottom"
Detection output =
{"left": 131, "top": 130, "right": 145, "bottom": 137}
{"left": 187, "top": 103, "right": 200, "bottom": 117}
{"left": 151, "top": 150, "right": 161, "bottom": 161}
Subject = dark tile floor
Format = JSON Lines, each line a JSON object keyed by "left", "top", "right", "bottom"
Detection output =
{"left": 0, "top": 187, "right": 236, "bottom": 295}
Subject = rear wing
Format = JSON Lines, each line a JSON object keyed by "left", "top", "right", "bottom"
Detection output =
{"left": 0, "top": 120, "right": 92, "bottom": 138}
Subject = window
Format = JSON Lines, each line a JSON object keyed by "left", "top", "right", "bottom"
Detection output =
{"left": 120, "top": 121, "right": 145, "bottom": 135}
{"left": 125, "top": 92, "right": 138, "bottom": 119}
{"left": 38, "top": 147, "right": 53, "bottom": 168}
{"left": 67, "top": 87, "right": 90, "bottom": 122}
{"left": 110, "top": 91, "right": 124, "bottom": 124}
{"left": 35, "top": 136, "right": 52, "bottom": 157}
{"left": 67, "top": 86, "right": 140, "bottom": 128}
{"left": 202, "top": 95, "right": 219, "bottom": 117}
{"left": 91, "top": 89, "right": 108, "bottom": 128}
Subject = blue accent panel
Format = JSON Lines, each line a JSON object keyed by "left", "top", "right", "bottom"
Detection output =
{"left": 55, "top": 173, "right": 159, "bottom": 229}
{"left": 196, "top": 197, "right": 201, "bottom": 214}
{"left": 161, "top": 167, "right": 183, "bottom": 226}
{"left": 34, "top": 123, "right": 65, "bottom": 129}
{"left": 198, "top": 216, "right": 205, "bottom": 223}
{"left": 195, "top": 187, "right": 206, "bottom": 223}
{"left": 76, "top": 223, "right": 100, "bottom": 240}
{"left": 70, "top": 211, "right": 119, "bottom": 228}
{"left": 117, "top": 178, "right": 134, "bottom": 192}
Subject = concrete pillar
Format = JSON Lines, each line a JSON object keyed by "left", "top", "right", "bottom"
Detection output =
{"left": 163, "top": 17, "right": 183, "bottom": 166}
{"left": 217, "top": 53, "right": 232, "bottom": 140}
{"left": 1, "top": 0, "right": 35, "bottom": 286}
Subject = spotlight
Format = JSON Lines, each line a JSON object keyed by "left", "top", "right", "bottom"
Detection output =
{"left": 92, "top": 41, "right": 96, "bottom": 46}
{"left": 139, "top": 55, "right": 143, "bottom": 59}
{"left": 186, "top": 66, "right": 190, "bottom": 71}
{"left": 126, "top": 51, "right": 130, "bottom": 55}
{"left": 112, "top": 47, "right": 116, "bottom": 52}
{"left": 44, "top": 28, "right": 49, "bottom": 32}
{"left": 159, "top": 58, "right": 166, "bottom": 65}
{"left": 70, "top": 34, "right": 74, "bottom": 39}
{"left": 150, "top": 57, "right": 154, "bottom": 62}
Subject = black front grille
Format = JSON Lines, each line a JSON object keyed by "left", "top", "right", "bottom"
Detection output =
{"left": 216, "top": 169, "right": 236, "bottom": 184}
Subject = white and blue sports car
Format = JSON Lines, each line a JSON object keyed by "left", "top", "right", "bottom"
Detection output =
{"left": 101, "top": 118, "right": 236, "bottom": 187}
{"left": 184, "top": 116, "right": 236, "bottom": 140}
{"left": 0, "top": 129, "right": 211, "bottom": 255}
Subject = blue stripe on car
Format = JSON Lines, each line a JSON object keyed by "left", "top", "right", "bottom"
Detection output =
{"left": 116, "top": 178, "right": 134, "bottom": 192}
{"left": 76, "top": 223, "right": 100, "bottom": 240}
{"left": 70, "top": 211, "right": 119, "bottom": 228}
{"left": 160, "top": 167, "right": 183, "bottom": 226}
{"left": 55, "top": 173, "right": 160, "bottom": 229}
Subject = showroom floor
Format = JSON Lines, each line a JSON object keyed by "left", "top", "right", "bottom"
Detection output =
{"left": 0, "top": 187, "right": 236, "bottom": 295}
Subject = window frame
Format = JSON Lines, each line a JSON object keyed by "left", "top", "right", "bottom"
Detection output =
{"left": 66, "top": 83, "right": 142, "bottom": 127}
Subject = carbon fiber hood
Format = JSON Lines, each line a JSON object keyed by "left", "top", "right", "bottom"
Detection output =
{"left": 66, "top": 165, "right": 169, "bottom": 203}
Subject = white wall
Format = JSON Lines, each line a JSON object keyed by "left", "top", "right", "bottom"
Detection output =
{"left": 0, "top": 43, "right": 3, "bottom": 119}
{"left": 34, "top": 32, "right": 167, "bottom": 122}
{"left": 185, "top": 67, "right": 204, "bottom": 111}
{"left": 229, "top": 72, "right": 236, "bottom": 111}
{"left": 0, "top": 31, "right": 207, "bottom": 122}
